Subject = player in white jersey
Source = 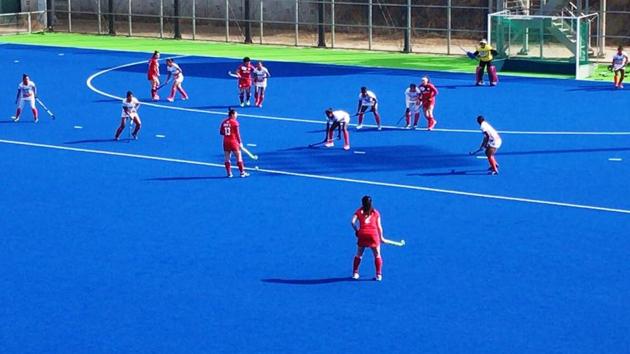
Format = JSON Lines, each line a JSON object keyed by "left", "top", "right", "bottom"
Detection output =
{"left": 474, "top": 115, "right": 502, "bottom": 175}
{"left": 252, "top": 61, "right": 271, "bottom": 107}
{"left": 114, "top": 91, "right": 142, "bottom": 141}
{"left": 12, "top": 74, "right": 38, "bottom": 123}
{"left": 356, "top": 86, "right": 382, "bottom": 130}
{"left": 165, "top": 59, "right": 189, "bottom": 102}
{"left": 611, "top": 46, "right": 628, "bottom": 89}
{"left": 404, "top": 83, "right": 421, "bottom": 129}
{"left": 324, "top": 108, "right": 351, "bottom": 150}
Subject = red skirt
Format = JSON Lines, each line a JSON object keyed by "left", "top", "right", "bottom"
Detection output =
{"left": 223, "top": 141, "right": 240, "bottom": 152}
{"left": 357, "top": 232, "right": 380, "bottom": 248}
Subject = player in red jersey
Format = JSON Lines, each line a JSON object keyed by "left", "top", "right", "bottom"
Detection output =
{"left": 147, "top": 51, "right": 160, "bottom": 101}
{"left": 220, "top": 108, "right": 249, "bottom": 178}
{"left": 235, "top": 57, "right": 254, "bottom": 107}
{"left": 351, "top": 195, "right": 385, "bottom": 281}
{"left": 419, "top": 76, "right": 438, "bottom": 130}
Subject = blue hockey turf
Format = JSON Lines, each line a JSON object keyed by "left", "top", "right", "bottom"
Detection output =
{"left": 1, "top": 43, "right": 629, "bottom": 353}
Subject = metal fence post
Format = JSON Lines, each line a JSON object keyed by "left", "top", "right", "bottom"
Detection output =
{"left": 331, "top": 0, "right": 335, "bottom": 48}
{"left": 192, "top": 0, "right": 196, "bottom": 40}
{"left": 68, "top": 0, "right": 72, "bottom": 32}
{"left": 46, "top": 0, "right": 54, "bottom": 31}
{"left": 28, "top": 12, "right": 32, "bottom": 33}
{"left": 108, "top": 0, "right": 115, "bottom": 35}
{"left": 447, "top": 0, "right": 451, "bottom": 55}
{"left": 317, "top": 0, "right": 325, "bottom": 47}
{"left": 403, "top": 0, "right": 411, "bottom": 53}
{"left": 244, "top": 0, "right": 252, "bottom": 43}
{"left": 368, "top": 0, "right": 372, "bottom": 50}
{"left": 260, "top": 0, "right": 264, "bottom": 44}
{"left": 97, "top": 0, "right": 102, "bottom": 34}
{"left": 128, "top": 0, "right": 132, "bottom": 36}
{"left": 225, "top": 0, "right": 229, "bottom": 42}
{"left": 174, "top": 0, "right": 181, "bottom": 39}
{"left": 159, "top": 0, "right": 163, "bottom": 38}
{"left": 294, "top": 0, "right": 299, "bottom": 46}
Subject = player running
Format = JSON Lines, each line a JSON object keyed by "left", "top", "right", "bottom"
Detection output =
{"left": 220, "top": 108, "right": 249, "bottom": 178}
{"left": 471, "top": 39, "right": 499, "bottom": 86}
{"left": 419, "top": 76, "right": 439, "bottom": 130}
{"left": 12, "top": 74, "right": 38, "bottom": 123}
{"left": 404, "top": 83, "right": 421, "bottom": 129}
{"left": 351, "top": 195, "right": 385, "bottom": 281}
{"left": 472, "top": 115, "right": 502, "bottom": 175}
{"left": 611, "top": 46, "right": 628, "bottom": 89}
{"left": 324, "top": 108, "right": 351, "bottom": 150}
{"left": 114, "top": 91, "right": 142, "bottom": 141}
{"left": 235, "top": 57, "right": 254, "bottom": 107}
{"left": 252, "top": 61, "right": 271, "bottom": 107}
{"left": 165, "top": 58, "right": 188, "bottom": 102}
{"left": 148, "top": 50, "right": 160, "bottom": 101}
{"left": 356, "top": 86, "right": 382, "bottom": 130}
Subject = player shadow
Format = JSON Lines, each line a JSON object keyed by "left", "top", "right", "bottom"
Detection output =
{"left": 190, "top": 105, "right": 249, "bottom": 110}
{"left": 499, "top": 146, "right": 630, "bottom": 156}
{"left": 409, "top": 168, "right": 490, "bottom": 177}
{"left": 93, "top": 98, "right": 120, "bottom": 103}
{"left": 565, "top": 85, "right": 618, "bottom": 91}
{"left": 144, "top": 176, "right": 228, "bottom": 181}
{"left": 261, "top": 277, "right": 371, "bottom": 285}
{"left": 64, "top": 139, "right": 116, "bottom": 144}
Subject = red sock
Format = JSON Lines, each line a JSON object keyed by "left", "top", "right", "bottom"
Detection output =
{"left": 258, "top": 93, "right": 264, "bottom": 105}
{"left": 413, "top": 113, "right": 420, "bottom": 126}
{"left": 177, "top": 86, "right": 188, "bottom": 98}
{"left": 224, "top": 161, "right": 231, "bottom": 175}
{"left": 169, "top": 86, "right": 176, "bottom": 98}
{"left": 237, "top": 160, "right": 245, "bottom": 173}
{"left": 15, "top": 108, "right": 21, "bottom": 117}
{"left": 343, "top": 130, "right": 350, "bottom": 146}
{"left": 614, "top": 75, "right": 619, "bottom": 85}
{"left": 374, "top": 112, "right": 381, "bottom": 126}
{"left": 488, "top": 155, "right": 498, "bottom": 171}
{"left": 375, "top": 256, "right": 383, "bottom": 275}
{"left": 327, "top": 128, "right": 333, "bottom": 143}
{"left": 358, "top": 114, "right": 364, "bottom": 125}
{"left": 353, "top": 256, "right": 362, "bottom": 273}
{"left": 32, "top": 108, "right": 39, "bottom": 119}
{"left": 151, "top": 88, "right": 156, "bottom": 97}
{"left": 405, "top": 112, "right": 410, "bottom": 125}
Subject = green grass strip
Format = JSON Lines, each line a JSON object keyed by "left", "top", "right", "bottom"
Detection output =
{"left": 1, "top": 32, "right": 609, "bottom": 80}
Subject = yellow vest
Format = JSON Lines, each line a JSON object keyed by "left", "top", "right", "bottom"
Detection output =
{"left": 476, "top": 44, "right": 494, "bottom": 62}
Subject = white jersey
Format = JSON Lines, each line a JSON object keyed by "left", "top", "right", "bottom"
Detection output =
{"left": 167, "top": 63, "right": 184, "bottom": 81}
{"left": 359, "top": 90, "right": 377, "bottom": 106}
{"left": 480, "top": 121, "right": 502, "bottom": 149}
{"left": 612, "top": 52, "right": 628, "bottom": 70}
{"left": 121, "top": 97, "right": 140, "bottom": 117}
{"left": 253, "top": 67, "right": 270, "bottom": 87}
{"left": 404, "top": 87, "right": 421, "bottom": 108}
{"left": 18, "top": 81, "right": 36, "bottom": 99}
{"left": 328, "top": 110, "right": 350, "bottom": 125}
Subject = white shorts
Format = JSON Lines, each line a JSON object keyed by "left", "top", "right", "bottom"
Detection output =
{"left": 121, "top": 111, "right": 139, "bottom": 120}
{"left": 488, "top": 139, "right": 502, "bottom": 149}
{"left": 173, "top": 75, "right": 184, "bottom": 84}
{"left": 406, "top": 102, "right": 421, "bottom": 114}
{"left": 254, "top": 82, "right": 267, "bottom": 89}
{"left": 18, "top": 97, "right": 36, "bottom": 110}
{"left": 613, "top": 64, "right": 625, "bottom": 71}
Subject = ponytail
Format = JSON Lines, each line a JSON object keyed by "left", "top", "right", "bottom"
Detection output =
{"left": 361, "top": 195, "right": 373, "bottom": 217}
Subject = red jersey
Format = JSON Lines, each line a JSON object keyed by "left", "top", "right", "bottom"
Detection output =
{"left": 220, "top": 117, "right": 242, "bottom": 150}
{"left": 236, "top": 63, "right": 254, "bottom": 88}
{"left": 148, "top": 57, "right": 159, "bottom": 80}
{"left": 419, "top": 83, "right": 438, "bottom": 103}
{"left": 354, "top": 208, "right": 381, "bottom": 236}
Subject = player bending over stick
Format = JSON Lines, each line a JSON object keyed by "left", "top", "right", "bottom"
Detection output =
{"left": 471, "top": 115, "right": 502, "bottom": 175}
{"left": 115, "top": 91, "right": 142, "bottom": 141}
{"left": 324, "top": 108, "right": 351, "bottom": 150}
{"left": 165, "top": 58, "right": 189, "bottom": 102}
{"left": 404, "top": 83, "right": 421, "bottom": 129}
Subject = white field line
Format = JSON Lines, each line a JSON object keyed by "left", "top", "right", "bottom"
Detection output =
{"left": 86, "top": 58, "right": 630, "bottom": 136}
{"left": 2, "top": 138, "right": 630, "bottom": 215}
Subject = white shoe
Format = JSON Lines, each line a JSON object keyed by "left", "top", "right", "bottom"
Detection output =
{"left": 352, "top": 273, "right": 359, "bottom": 280}
{"left": 246, "top": 100, "right": 251, "bottom": 106}
{"left": 324, "top": 142, "right": 334, "bottom": 148}
{"left": 404, "top": 124, "right": 411, "bottom": 129}
{"left": 375, "top": 274, "right": 382, "bottom": 281}
{"left": 377, "top": 125, "right": 382, "bottom": 131}
{"left": 227, "top": 172, "right": 233, "bottom": 178}
{"left": 343, "top": 145, "right": 350, "bottom": 151}
{"left": 152, "top": 95, "right": 160, "bottom": 101}
{"left": 167, "top": 97, "right": 174, "bottom": 102}
{"left": 182, "top": 97, "right": 188, "bottom": 101}
{"left": 240, "top": 172, "right": 250, "bottom": 178}
{"left": 240, "top": 102, "right": 245, "bottom": 107}
{"left": 356, "top": 124, "right": 363, "bottom": 130}
{"left": 11, "top": 116, "right": 19, "bottom": 122}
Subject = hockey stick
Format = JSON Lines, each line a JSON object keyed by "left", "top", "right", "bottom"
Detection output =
{"left": 469, "top": 147, "right": 484, "bottom": 156}
{"left": 228, "top": 71, "right": 239, "bottom": 78}
{"left": 383, "top": 238, "right": 406, "bottom": 247}
{"left": 459, "top": 45, "right": 478, "bottom": 60}
{"left": 35, "top": 97, "right": 55, "bottom": 120}
{"left": 241, "top": 145, "right": 259, "bottom": 160}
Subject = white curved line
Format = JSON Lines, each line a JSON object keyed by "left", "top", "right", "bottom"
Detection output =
{"left": 2, "top": 138, "right": 629, "bottom": 215}
{"left": 86, "top": 58, "right": 630, "bottom": 136}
